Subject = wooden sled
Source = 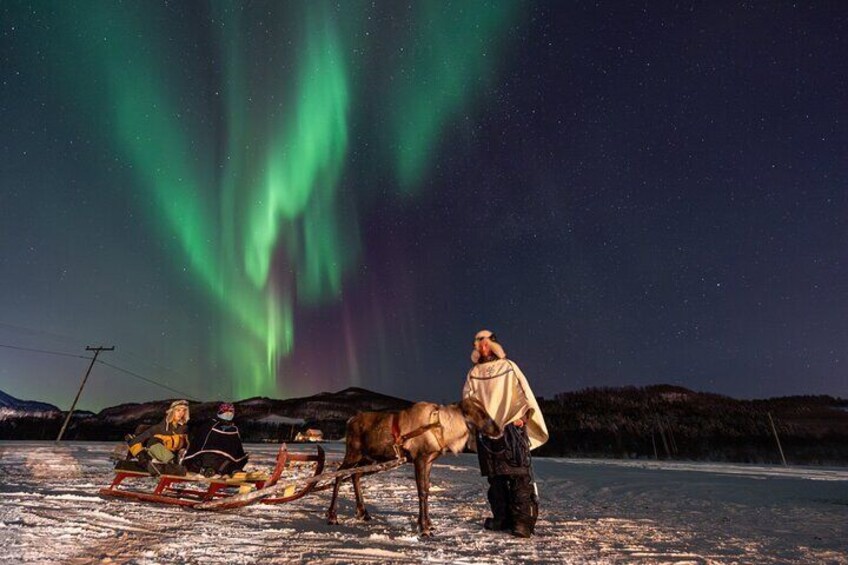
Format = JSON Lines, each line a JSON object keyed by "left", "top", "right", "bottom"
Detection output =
{"left": 198, "top": 456, "right": 407, "bottom": 511}
{"left": 99, "top": 444, "right": 325, "bottom": 508}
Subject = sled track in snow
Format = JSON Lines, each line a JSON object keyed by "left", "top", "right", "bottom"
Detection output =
{"left": 1, "top": 441, "right": 846, "bottom": 564}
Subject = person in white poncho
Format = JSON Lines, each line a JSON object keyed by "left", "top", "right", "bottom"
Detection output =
{"left": 463, "top": 329, "right": 548, "bottom": 538}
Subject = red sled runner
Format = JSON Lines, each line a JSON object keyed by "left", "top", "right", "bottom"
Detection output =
{"left": 99, "top": 444, "right": 325, "bottom": 508}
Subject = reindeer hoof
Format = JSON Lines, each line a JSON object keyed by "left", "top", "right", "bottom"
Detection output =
{"left": 419, "top": 527, "right": 434, "bottom": 537}
{"left": 357, "top": 511, "right": 372, "bottom": 522}
{"left": 327, "top": 515, "right": 339, "bottom": 525}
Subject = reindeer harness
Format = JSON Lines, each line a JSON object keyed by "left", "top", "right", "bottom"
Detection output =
{"left": 391, "top": 409, "right": 445, "bottom": 458}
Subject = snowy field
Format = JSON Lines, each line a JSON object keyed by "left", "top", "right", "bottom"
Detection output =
{"left": 0, "top": 442, "right": 846, "bottom": 564}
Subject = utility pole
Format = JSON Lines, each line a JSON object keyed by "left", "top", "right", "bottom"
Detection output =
{"left": 767, "top": 411, "right": 788, "bottom": 467}
{"left": 665, "top": 416, "right": 678, "bottom": 455}
{"left": 56, "top": 346, "right": 114, "bottom": 443}
{"left": 656, "top": 415, "right": 671, "bottom": 459}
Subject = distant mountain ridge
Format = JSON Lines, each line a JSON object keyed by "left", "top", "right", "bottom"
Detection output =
{"left": 0, "top": 389, "right": 61, "bottom": 416}
{"left": 0, "top": 386, "right": 414, "bottom": 441}
{"left": 93, "top": 386, "right": 412, "bottom": 424}
{"left": 2, "top": 385, "right": 847, "bottom": 465}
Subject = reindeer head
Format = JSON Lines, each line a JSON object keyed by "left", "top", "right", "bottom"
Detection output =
{"left": 458, "top": 397, "right": 501, "bottom": 438}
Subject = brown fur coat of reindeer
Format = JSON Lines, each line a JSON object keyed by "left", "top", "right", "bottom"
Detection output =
{"left": 326, "top": 397, "right": 500, "bottom": 536}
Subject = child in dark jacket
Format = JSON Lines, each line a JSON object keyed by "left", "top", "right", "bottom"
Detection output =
{"left": 181, "top": 402, "right": 248, "bottom": 477}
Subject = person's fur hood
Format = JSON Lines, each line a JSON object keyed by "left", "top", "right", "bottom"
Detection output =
{"left": 470, "top": 329, "right": 506, "bottom": 364}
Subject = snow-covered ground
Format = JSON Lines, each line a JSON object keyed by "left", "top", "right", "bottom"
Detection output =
{"left": 0, "top": 441, "right": 846, "bottom": 564}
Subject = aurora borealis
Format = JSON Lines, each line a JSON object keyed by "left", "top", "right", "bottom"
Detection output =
{"left": 2, "top": 2, "right": 847, "bottom": 410}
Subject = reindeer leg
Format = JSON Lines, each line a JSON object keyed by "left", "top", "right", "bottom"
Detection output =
{"left": 327, "top": 476, "right": 343, "bottom": 525}
{"left": 352, "top": 472, "right": 372, "bottom": 521}
{"left": 414, "top": 454, "right": 438, "bottom": 536}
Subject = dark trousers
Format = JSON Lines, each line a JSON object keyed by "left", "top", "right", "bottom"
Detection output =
{"left": 184, "top": 453, "right": 246, "bottom": 476}
{"left": 478, "top": 424, "right": 538, "bottom": 531}
{"left": 487, "top": 475, "right": 538, "bottom": 531}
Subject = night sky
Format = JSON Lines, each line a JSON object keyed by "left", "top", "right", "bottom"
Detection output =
{"left": 1, "top": 1, "right": 846, "bottom": 411}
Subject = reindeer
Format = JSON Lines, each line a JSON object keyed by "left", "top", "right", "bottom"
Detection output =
{"left": 326, "top": 397, "right": 500, "bottom": 536}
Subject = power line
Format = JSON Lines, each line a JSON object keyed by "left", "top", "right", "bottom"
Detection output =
{"left": 96, "top": 359, "right": 200, "bottom": 401}
{"left": 0, "top": 321, "right": 84, "bottom": 347}
{"left": 0, "top": 322, "right": 199, "bottom": 396}
{"left": 0, "top": 341, "right": 200, "bottom": 401}
{"left": 110, "top": 347, "right": 192, "bottom": 389}
{"left": 0, "top": 343, "right": 89, "bottom": 360}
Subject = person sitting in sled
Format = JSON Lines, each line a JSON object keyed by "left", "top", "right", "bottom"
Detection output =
{"left": 126, "top": 399, "right": 190, "bottom": 476}
{"left": 181, "top": 402, "right": 248, "bottom": 478}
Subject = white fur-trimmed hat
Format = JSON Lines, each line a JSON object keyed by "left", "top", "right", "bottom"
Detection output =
{"left": 471, "top": 329, "right": 506, "bottom": 363}
{"left": 166, "top": 399, "right": 190, "bottom": 425}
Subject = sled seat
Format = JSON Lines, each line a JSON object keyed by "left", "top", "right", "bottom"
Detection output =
{"left": 99, "top": 444, "right": 299, "bottom": 506}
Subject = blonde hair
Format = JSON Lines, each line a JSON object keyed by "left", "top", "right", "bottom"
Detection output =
{"left": 165, "top": 400, "right": 190, "bottom": 428}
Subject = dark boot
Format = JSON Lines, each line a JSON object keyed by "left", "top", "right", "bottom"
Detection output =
{"left": 114, "top": 459, "right": 147, "bottom": 472}
{"left": 485, "top": 476, "right": 513, "bottom": 531}
{"left": 508, "top": 475, "right": 538, "bottom": 536}
{"left": 147, "top": 461, "right": 163, "bottom": 476}
{"left": 135, "top": 450, "right": 153, "bottom": 469}
{"left": 512, "top": 522, "right": 533, "bottom": 538}
{"left": 216, "top": 459, "right": 237, "bottom": 477}
{"left": 147, "top": 461, "right": 186, "bottom": 477}
{"left": 483, "top": 517, "right": 511, "bottom": 531}
{"left": 162, "top": 462, "right": 187, "bottom": 476}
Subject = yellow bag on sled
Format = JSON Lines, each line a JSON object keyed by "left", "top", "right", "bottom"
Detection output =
{"left": 154, "top": 434, "right": 187, "bottom": 452}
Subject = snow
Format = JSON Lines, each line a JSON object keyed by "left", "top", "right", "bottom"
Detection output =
{"left": 0, "top": 441, "right": 846, "bottom": 564}
{"left": 240, "top": 398, "right": 273, "bottom": 406}
{"left": 255, "top": 414, "right": 306, "bottom": 425}
{"left": 0, "top": 407, "right": 59, "bottom": 421}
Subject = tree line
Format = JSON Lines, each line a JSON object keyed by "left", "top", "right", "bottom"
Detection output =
{"left": 2, "top": 384, "right": 847, "bottom": 465}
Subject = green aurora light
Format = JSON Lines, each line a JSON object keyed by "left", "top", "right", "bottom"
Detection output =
{"left": 390, "top": 2, "right": 519, "bottom": 194}
{"left": 34, "top": 1, "right": 519, "bottom": 398}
